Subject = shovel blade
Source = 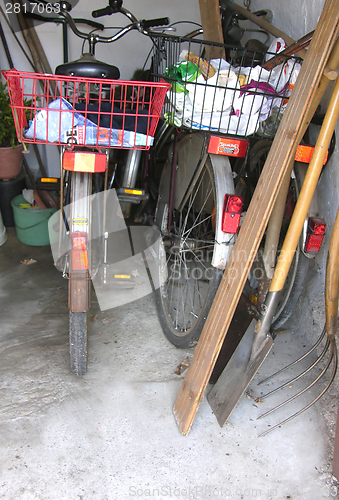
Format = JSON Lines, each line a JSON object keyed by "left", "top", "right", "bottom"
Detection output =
{"left": 207, "top": 319, "right": 273, "bottom": 427}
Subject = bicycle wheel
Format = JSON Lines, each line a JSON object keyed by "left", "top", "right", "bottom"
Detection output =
{"left": 68, "top": 171, "right": 92, "bottom": 375}
{"left": 155, "top": 155, "right": 226, "bottom": 348}
{"left": 69, "top": 311, "right": 88, "bottom": 376}
{"left": 243, "top": 140, "right": 309, "bottom": 330}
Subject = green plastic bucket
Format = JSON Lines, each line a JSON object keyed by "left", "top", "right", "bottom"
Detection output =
{"left": 11, "top": 194, "right": 57, "bottom": 246}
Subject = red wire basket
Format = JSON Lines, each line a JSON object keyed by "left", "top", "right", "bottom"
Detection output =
{"left": 3, "top": 69, "right": 171, "bottom": 150}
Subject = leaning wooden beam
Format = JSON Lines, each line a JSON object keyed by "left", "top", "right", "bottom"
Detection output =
{"left": 173, "top": 0, "right": 339, "bottom": 436}
{"left": 199, "top": 0, "right": 225, "bottom": 60}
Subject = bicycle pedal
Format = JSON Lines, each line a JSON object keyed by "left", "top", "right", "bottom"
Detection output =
{"left": 105, "top": 271, "right": 136, "bottom": 288}
{"left": 117, "top": 187, "right": 149, "bottom": 204}
{"left": 35, "top": 177, "right": 60, "bottom": 191}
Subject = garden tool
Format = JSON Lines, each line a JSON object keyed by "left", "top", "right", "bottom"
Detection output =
{"left": 208, "top": 69, "right": 339, "bottom": 428}
{"left": 255, "top": 200, "right": 339, "bottom": 436}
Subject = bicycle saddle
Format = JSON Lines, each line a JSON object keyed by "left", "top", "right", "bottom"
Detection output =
{"left": 55, "top": 53, "right": 120, "bottom": 80}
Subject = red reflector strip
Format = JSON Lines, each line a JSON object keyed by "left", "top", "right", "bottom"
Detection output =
{"left": 305, "top": 234, "right": 324, "bottom": 253}
{"left": 304, "top": 218, "right": 326, "bottom": 252}
{"left": 208, "top": 136, "right": 248, "bottom": 157}
{"left": 295, "top": 145, "right": 328, "bottom": 165}
{"left": 71, "top": 232, "right": 87, "bottom": 250}
{"left": 71, "top": 232, "right": 89, "bottom": 271}
{"left": 63, "top": 151, "right": 107, "bottom": 173}
{"left": 222, "top": 194, "right": 243, "bottom": 234}
{"left": 71, "top": 251, "right": 89, "bottom": 271}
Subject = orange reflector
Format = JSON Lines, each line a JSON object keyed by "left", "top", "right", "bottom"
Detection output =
{"left": 295, "top": 145, "right": 328, "bottom": 165}
{"left": 124, "top": 189, "right": 143, "bottom": 195}
{"left": 71, "top": 232, "right": 88, "bottom": 271}
{"left": 208, "top": 136, "right": 248, "bottom": 157}
{"left": 40, "top": 177, "right": 58, "bottom": 183}
{"left": 71, "top": 233, "right": 87, "bottom": 250}
{"left": 249, "top": 294, "right": 258, "bottom": 306}
{"left": 63, "top": 151, "right": 107, "bottom": 173}
{"left": 222, "top": 194, "right": 243, "bottom": 233}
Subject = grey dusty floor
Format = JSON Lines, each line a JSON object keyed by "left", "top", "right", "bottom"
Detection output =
{"left": 0, "top": 227, "right": 339, "bottom": 500}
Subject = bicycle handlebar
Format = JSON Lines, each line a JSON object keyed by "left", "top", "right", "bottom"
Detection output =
{"left": 54, "top": 2, "right": 169, "bottom": 45}
{"left": 140, "top": 18, "right": 170, "bottom": 30}
{"left": 92, "top": 6, "right": 115, "bottom": 19}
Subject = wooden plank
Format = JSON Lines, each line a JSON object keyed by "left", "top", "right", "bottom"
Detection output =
{"left": 173, "top": 0, "right": 339, "bottom": 436}
{"left": 198, "top": 0, "right": 225, "bottom": 60}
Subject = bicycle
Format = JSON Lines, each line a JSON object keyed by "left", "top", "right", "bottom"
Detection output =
{"left": 148, "top": 27, "right": 329, "bottom": 348}
{"left": 4, "top": 0, "right": 171, "bottom": 375}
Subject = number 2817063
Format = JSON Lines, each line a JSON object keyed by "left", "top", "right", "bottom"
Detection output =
{"left": 5, "top": 2, "right": 60, "bottom": 14}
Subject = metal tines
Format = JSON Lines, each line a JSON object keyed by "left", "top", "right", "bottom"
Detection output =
{"left": 256, "top": 200, "right": 339, "bottom": 437}
{"left": 255, "top": 325, "right": 337, "bottom": 437}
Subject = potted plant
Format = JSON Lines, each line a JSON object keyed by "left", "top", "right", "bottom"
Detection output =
{"left": 0, "top": 81, "right": 23, "bottom": 180}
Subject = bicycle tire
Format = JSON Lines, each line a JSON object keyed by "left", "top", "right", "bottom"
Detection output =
{"left": 69, "top": 311, "right": 88, "bottom": 376}
{"left": 68, "top": 171, "right": 92, "bottom": 375}
{"left": 154, "top": 155, "right": 226, "bottom": 348}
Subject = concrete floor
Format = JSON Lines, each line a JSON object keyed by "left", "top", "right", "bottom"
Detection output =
{"left": 0, "top": 227, "right": 338, "bottom": 500}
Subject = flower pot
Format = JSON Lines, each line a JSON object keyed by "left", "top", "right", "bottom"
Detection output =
{"left": 0, "top": 144, "right": 23, "bottom": 180}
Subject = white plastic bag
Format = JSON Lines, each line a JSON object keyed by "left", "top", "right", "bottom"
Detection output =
{"left": 186, "top": 69, "right": 240, "bottom": 112}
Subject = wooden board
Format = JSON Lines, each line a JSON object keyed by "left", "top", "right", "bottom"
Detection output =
{"left": 198, "top": 0, "right": 225, "bottom": 60}
{"left": 173, "top": 0, "right": 339, "bottom": 436}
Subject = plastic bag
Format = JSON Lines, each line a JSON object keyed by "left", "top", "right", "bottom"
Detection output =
{"left": 25, "top": 98, "right": 80, "bottom": 142}
{"left": 165, "top": 60, "right": 201, "bottom": 94}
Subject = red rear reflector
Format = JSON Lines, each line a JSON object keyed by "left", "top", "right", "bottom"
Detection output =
{"left": 222, "top": 194, "right": 243, "bottom": 233}
{"left": 208, "top": 136, "right": 248, "bottom": 157}
{"left": 71, "top": 232, "right": 89, "bottom": 270}
{"left": 304, "top": 218, "right": 326, "bottom": 252}
{"left": 63, "top": 151, "right": 107, "bottom": 173}
{"left": 295, "top": 145, "right": 328, "bottom": 165}
{"left": 311, "top": 220, "right": 326, "bottom": 235}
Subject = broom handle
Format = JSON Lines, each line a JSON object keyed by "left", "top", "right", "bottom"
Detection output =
{"left": 325, "top": 207, "right": 339, "bottom": 338}
{"left": 269, "top": 74, "right": 339, "bottom": 293}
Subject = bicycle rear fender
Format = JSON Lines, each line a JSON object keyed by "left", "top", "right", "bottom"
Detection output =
{"left": 158, "top": 132, "right": 236, "bottom": 270}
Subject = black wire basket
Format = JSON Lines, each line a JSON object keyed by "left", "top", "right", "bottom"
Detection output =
{"left": 150, "top": 34, "right": 302, "bottom": 138}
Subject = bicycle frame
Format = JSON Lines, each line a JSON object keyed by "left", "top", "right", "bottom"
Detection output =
{"left": 3, "top": 0, "right": 171, "bottom": 375}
